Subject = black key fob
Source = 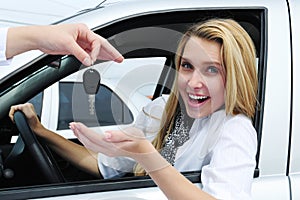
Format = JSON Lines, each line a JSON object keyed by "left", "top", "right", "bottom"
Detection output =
{"left": 83, "top": 68, "right": 101, "bottom": 94}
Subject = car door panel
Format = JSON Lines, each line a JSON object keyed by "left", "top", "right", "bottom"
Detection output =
{"left": 289, "top": 1, "right": 300, "bottom": 199}
{"left": 252, "top": 176, "right": 291, "bottom": 200}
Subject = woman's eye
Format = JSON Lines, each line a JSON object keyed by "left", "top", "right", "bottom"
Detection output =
{"left": 180, "top": 62, "right": 193, "bottom": 70}
{"left": 207, "top": 66, "right": 219, "bottom": 74}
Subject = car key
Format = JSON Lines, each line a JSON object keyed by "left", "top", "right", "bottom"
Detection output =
{"left": 83, "top": 68, "right": 101, "bottom": 115}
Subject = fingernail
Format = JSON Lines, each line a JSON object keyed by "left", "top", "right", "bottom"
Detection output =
{"left": 115, "top": 56, "right": 124, "bottom": 63}
{"left": 83, "top": 57, "right": 92, "bottom": 66}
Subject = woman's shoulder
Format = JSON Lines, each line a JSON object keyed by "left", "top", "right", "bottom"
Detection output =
{"left": 224, "top": 112, "right": 256, "bottom": 133}
{"left": 209, "top": 109, "right": 254, "bottom": 129}
{"left": 202, "top": 109, "right": 257, "bottom": 154}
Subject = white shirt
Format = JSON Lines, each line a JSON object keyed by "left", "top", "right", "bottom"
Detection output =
{"left": 0, "top": 27, "right": 11, "bottom": 65}
{"left": 98, "top": 95, "right": 257, "bottom": 199}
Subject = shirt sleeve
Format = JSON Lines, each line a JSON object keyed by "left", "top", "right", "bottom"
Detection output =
{"left": 0, "top": 27, "right": 12, "bottom": 65}
{"left": 134, "top": 95, "right": 167, "bottom": 141}
{"left": 201, "top": 114, "right": 257, "bottom": 200}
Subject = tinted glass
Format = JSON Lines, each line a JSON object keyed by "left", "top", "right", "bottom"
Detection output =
{"left": 57, "top": 82, "right": 133, "bottom": 130}
{"left": 28, "top": 91, "right": 43, "bottom": 117}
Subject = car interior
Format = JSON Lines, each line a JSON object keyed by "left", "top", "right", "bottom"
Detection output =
{"left": 0, "top": 8, "right": 267, "bottom": 199}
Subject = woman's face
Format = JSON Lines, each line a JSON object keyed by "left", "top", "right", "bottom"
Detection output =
{"left": 177, "top": 36, "right": 225, "bottom": 119}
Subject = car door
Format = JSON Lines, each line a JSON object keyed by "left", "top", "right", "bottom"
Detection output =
{"left": 251, "top": 1, "right": 292, "bottom": 199}
{"left": 289, "top": 0, "right": 300, "bottom": 199}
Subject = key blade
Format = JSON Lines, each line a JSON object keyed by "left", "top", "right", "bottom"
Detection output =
{"left": 88, "top": 94, "right": 96, "bottom": 115}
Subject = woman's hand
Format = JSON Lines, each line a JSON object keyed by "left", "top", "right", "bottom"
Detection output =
{"left": 9, "top": 103, "right": 44, "bottom": 134}
{"left": 70, "top": 122, "right": 170, "bottom": 173}
{"left": 70, "top": 122, "right": 155, "bottom": 157}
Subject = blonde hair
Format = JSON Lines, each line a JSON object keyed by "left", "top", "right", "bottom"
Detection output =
{"left": 134, "top": 18, "right": 258, "bottom": 176}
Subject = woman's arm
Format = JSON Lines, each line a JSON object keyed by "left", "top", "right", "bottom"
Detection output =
{"left": 37, "top": 127, "right": 101, "bottom": 178}
{"left": 70, "top": 123, "right": 216, "bottom": 200}
{"left": 9, "top": 103, "right": 101, "bottom": 178}
{"left": 148, "top": 161, "right": 215, "bottom": 200}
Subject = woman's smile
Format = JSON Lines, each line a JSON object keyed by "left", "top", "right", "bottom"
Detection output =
{"left": 188, "top": 93, "right": 210, "bottom": 106}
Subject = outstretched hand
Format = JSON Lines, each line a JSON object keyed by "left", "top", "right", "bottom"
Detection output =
{"left": 69, "top": 122, "right": 155, "bottom": 158}
{"left": 70, "top": 122, "right": 171, "bottom": 173}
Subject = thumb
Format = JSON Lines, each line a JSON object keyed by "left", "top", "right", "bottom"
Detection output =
{"left": 104, "top": 130, "right": 130, "bottom": 143}
{"left": 104, "top": 127, "right": 145, "bottom": 142}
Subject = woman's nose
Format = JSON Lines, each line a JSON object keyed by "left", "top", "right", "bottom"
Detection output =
{"left": 187, "top": 70, "right": 204, "bottom": 88}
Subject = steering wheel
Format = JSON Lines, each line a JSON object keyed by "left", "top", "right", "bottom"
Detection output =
{"left": 13, "top": 111, "right": 65, "bottom": 183}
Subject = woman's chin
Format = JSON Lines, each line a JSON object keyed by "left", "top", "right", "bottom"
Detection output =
{"left": 186, "top": 108, "right": 210, "bottom": 119}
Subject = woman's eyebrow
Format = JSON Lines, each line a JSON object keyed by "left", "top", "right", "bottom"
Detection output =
{"left": 181, "top": 57, "right": 222, "bottom": 67}
{"left": 180, "top": 57, "right": 189, "bottom": 62}
{"left": 203, "top": 61, "right": 222, "bottom": 67}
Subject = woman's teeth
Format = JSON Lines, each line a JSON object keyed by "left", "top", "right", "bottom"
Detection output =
{"left": 188, "top": 94, "right": 209, "bottom": 103}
